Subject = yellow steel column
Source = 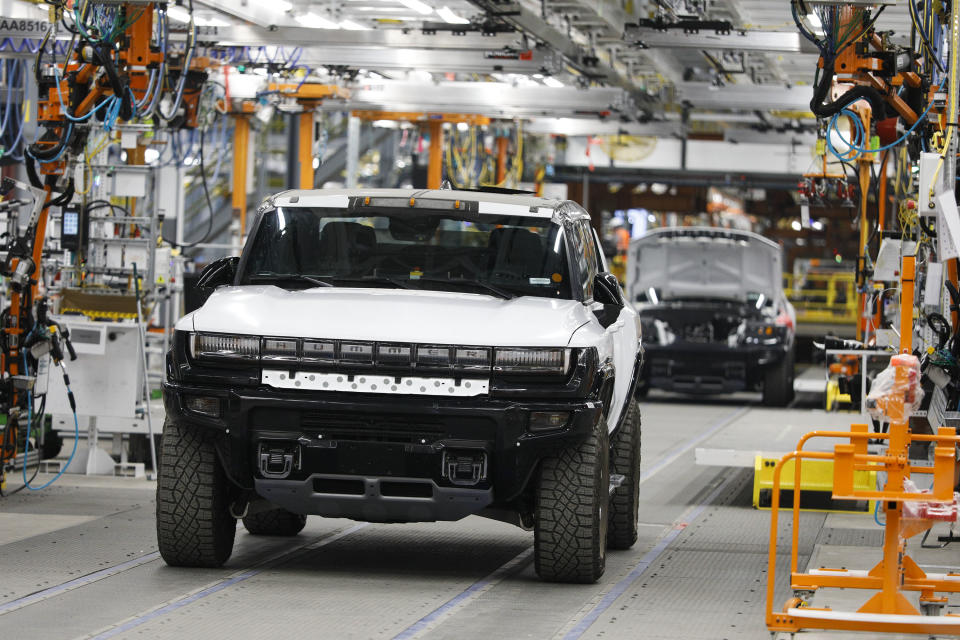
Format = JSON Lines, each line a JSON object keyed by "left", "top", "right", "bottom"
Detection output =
{"left": 298, "top": 109, "right": 314, "bottom": 189}
{"left": 232, "top": 115, "right": 251, "bottom": 235}
{"left": 495, "top": 136, "right": 508, "bottom": 184}
{"left": 427, "top": 120, "right": 443, "bottom": 189}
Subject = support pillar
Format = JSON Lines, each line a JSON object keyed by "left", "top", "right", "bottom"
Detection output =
{"left": 285, "top": 112, "right": 298, "bottom": 190}
{"left": 427, "top": 120, "right": 443, "bottom": 189}
{"left": 298, "top": 109, "right": 314, "bottom": 189}
{"left": 496, "top": 136, "right": 508, "bottom": 185}
{"left": 231, "top": 115, "right": 251, "bottom": 236}
{"left": 346, "top": 114, "right": 360, "bottom": 188}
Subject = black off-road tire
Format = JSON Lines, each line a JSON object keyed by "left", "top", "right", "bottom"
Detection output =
{"left": 534, "top": 417, "right": 610, "bottom": 583}
{"left": 608, "top": 401, "right": 641, "bottom": 549}
{"left": 242, "top": 509, "right": 307, "bottom": 536}
{"left": 762, "top": 348, "right": 795, "bottom": 407}
{"left": 156, "top": 421, "right": 236, "bottom": 567}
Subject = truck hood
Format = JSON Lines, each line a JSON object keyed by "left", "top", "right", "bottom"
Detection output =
{"left": 627, "top": 227, "right": 782, "bottom": 304}
{"left": 185, "top": 285, "right": 590, "bottom": 346}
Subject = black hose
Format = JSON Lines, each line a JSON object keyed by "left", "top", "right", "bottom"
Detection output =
{"left": 93, "top": 44, "right": 133, "bottom": 121}
{"left": 919, "top": 216, "right": 938, "bottom": 237}
{"left": 168, "top": 118, "right": 216, "bottom": 249}
{"left": 812, "top": 77, "right": 888, "bottom": 119}
{"left": 928, "top": 313, "right": 951, "bottom": 349}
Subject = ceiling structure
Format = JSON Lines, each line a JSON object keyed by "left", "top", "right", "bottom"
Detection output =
{"left": 13, "top": 0, "right": 910, "bottom": 147}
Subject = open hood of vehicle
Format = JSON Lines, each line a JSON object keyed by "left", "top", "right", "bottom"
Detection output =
{"left": 627, "top": 227, "right": 782, "bottom": 304}
{"left": 185, "top": 286, "right": 590, "bottom": 347}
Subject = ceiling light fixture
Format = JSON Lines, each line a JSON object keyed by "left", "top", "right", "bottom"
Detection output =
{"left": 437, "top": 6, "right": 469, "bottom": 24}
{"left": 166, "top": 5, "right": 191, "bottom": 23}
{"left": 195, "top": 15, "right": 230, "bottom": 27}
{"left": 297, "top": 12, "right": 340, "bottom": 29}
{"left": 339, "top": 19, "right": 369, "bottom": 30}
{"left": 397, "top": 0, "right": 434, "bottom": 16}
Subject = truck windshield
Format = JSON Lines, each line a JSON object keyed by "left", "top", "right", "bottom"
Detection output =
{"left": 241, "top": 206, "right": 572, "bottom": 300}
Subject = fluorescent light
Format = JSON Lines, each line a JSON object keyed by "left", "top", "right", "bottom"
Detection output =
{"left": 166, "top": 5, "right": 191, "bottom": 23}
{"left": 252, "top": 0, "right": 293, "bottom": 12}
{"left": 195, "top": 15, "right": 230, "bottom": 27}
{"left": 397, "top": 0, "right": 433, "bottom": 16}
{"left": 755, "top": 293, "right": 765, "bottom": 309}
{"left": 812, "top": 220, "right": 824, "bottom": 231}
{"left": 297, "top": 12, "right": 340, "bottom": 29}
{"left": 437, "top": 6, "right": 469, "bottom": 24}
{"left": 791, "top": 220, "right": 802, "bottom": 231}
{"left": 647, "top": 287, "right": 659, "bottom": 305}
{"left": 542, "top": 76, "right": 564, "bottom": 88}
{"left": 339, "top": 19, "right": 369, "bottom": 30}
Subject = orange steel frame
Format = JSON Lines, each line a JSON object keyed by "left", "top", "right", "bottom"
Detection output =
{"left": 821, "top": 7, "right": 928, "bottom": 342}
{"left": 766, "top": 255, "right": 960, "bottom": 634}
{"left": 261, "top": 84, "right": 350, "bottom": 192}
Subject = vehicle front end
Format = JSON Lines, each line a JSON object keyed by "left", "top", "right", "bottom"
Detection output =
{"left": 638, "top": 300, "right": 793, "bottom": 394}
{"left": 164, "top": 330, "right": 610, "bottom": 523}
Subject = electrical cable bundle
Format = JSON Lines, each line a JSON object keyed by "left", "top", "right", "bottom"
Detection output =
{"left": 792, "top": 1, "right": 888, "bottom": 119}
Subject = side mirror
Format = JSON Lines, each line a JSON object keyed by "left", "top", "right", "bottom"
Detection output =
{"left": 594, "top": 272, "right": 625, "bottom": 307}
{"left": 593, "top": 272, "right": 624, "bottom": 328}
{"left": 197, "top": 256, "right": 239, "bottom": 291}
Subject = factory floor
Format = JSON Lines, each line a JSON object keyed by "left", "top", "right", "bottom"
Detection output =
{"left": 1, "top": 374, "right": 959, "bottom": 639}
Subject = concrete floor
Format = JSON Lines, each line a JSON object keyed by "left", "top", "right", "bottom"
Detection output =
{"left": 1, "top": 381, "right": 959, "bottom": 639}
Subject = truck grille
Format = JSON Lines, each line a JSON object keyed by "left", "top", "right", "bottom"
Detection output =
{"left": 301, "top": 413, "right": 445, "bottom": 444}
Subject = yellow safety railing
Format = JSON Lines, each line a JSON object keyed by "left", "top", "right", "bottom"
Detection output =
{"left": 783, "top": 271, "right": 858, "bottom": 326}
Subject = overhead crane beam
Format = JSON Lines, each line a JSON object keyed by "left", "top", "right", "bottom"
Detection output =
{"left": 675, "top": 83, "right": 818, "bottom": 111}
{"left": 198, "top": 24, "right": 520, "bottom": 50}
{"left": 625, "top": 26, "right": 819, "bottom": 54}
{"left": 276, "top": 46, "right": 562, "bottom": 76}
{"left": 338, "top": 82, "right": 632, "bottom": 120}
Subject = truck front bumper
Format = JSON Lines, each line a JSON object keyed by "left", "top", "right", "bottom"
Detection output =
{"left": 163, "top": 382, "right": 603, "bottom": 523}
{"left": 642, "top": 342, "right": 788, "bottom": 394}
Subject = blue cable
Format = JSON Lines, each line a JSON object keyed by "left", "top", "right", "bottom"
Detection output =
{"left": 20, "top": 331, "right": 79, "bottom": 491}
{"left": 51, "top": 65, "right": 113, "bottom": 122}
{"left": 827, "top": 102, "right": 935, "bottom": 160}
{"left": 0, "top": 60, "right": 13, "bottom": 139}
{"left": 102, "top": 94, "right": 122, "bottom": 131}
{"left": 4, "top": 61, "right": 26, "bottom": 161}
{"left": 874, "top": 496, "right": 884, "bottom": 526}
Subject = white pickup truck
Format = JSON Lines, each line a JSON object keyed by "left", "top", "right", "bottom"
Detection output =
{"left": 157, "top": 188, "right": 644, "bottom": 583}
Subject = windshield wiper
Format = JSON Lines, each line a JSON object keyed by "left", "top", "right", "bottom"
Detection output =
{"left": 248, "top": 273, "right": 333, "bottom": 288}
{"left": 332, "top": 275, "right": 417, "bottom": 290}
{"left": 411, "top": 277, "right": 516, "bottom": 300}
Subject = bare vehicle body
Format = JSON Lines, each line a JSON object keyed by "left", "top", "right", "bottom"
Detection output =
{"left": 628, "top": 227, "right": 795, "bottom": 405}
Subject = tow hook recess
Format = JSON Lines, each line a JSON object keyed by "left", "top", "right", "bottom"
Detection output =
{"left": 441, "top": 449, "right": 488, "bottom": 486}
{"left": 258, "top": 441, "right": 299, "bottom": 479}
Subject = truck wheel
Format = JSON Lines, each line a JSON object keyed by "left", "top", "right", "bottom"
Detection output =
{"left": 762, "top": 349, "right": 795, "bottom": 407}
{"left": 156, "top": 421, "right": 236, "bottom": 567}
{"left": 608, "top": 401, "right": 641, "bottom": 550}
{"left": 243, "top": 509, "right": 307, "bottom": 536}
{"left": 534, "top": 416, "right": 609, "bottom": 583}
